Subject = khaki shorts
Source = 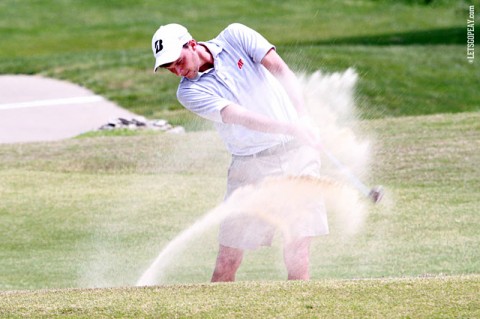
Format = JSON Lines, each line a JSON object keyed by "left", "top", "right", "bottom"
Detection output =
{"left": 219, "top": 142, "right": 329, "bottom": 250}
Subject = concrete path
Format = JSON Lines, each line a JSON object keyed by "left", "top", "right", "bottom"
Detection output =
{"left": 0, "top": 75, "right": 137, "bottom": 144}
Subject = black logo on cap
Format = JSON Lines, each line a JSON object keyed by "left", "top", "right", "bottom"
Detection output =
{"left": 155, "top": 40, "right": 164, "bottom": 54}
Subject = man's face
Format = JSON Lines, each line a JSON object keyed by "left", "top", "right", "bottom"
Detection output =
{"left": 162, "top": 42, "right": 199, "bottom": 79}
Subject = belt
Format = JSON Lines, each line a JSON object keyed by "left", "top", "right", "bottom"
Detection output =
{"left": 235, "top": 140, "right": 302, "bottom": 158}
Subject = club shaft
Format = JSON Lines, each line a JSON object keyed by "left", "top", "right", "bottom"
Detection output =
{"left": 321, "top": 147, "right": 371, "bottom": 197}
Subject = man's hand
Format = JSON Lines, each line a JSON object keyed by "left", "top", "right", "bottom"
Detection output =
{"left": 289, "top": 118, "right": 323, "bottom": 150}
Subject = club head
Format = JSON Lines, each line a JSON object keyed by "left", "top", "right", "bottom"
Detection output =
{"left": 368, "top": 186, "right": 384, "bottom": 204}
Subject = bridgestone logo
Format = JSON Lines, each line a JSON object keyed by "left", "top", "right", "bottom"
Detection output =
{"left": 155, "top": 40, "right": 164, "bottom": 54}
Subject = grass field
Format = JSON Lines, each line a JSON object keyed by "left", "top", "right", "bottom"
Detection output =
{"left": 1, "top": 276, "right": 479, "bottom": 318}
{"left": 1, "top": 0, "right": 479, "bottom": 317}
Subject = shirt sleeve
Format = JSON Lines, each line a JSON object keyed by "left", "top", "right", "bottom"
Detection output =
{"left": 222, "top": 23, "right": 275, "bottom": 63}
{"left": 177, "top": 85, "right": 230, "bottom": 123}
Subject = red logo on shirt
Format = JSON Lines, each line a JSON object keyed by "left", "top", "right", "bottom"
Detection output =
{"left": 237, "top": 59, "right": 244, "bottom": 69}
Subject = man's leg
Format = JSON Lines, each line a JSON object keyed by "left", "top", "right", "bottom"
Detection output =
{"left": 283, "top": 236, "right": 312, "bottom": 280}
{"left": 211, "top": 244, "right": 244, "bottom": 282}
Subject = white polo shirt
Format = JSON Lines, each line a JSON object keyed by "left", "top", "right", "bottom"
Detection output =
{"left": 177, "top": 23, "right": 299, "bottom": 156}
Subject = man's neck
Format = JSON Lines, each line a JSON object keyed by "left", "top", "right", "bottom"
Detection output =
{"left": 197, "top": 44, "right": 214, "bottom": 72}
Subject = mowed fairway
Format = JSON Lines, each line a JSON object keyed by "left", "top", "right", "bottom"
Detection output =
{"left": 1, "top": 112, "right": 479, "bottom": 317}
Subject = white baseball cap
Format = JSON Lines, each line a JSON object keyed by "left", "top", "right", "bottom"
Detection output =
{"left": 151, "top": 23, "right": 192, "bottom": 72}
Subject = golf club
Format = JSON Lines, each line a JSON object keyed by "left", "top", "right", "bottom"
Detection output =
{"left": 320, "top": 146, "right": 384, "bottom": 204}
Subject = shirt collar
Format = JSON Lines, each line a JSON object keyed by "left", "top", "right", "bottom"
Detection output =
{"left": 201, "top": 41, "right": 223, "bottom": 59}
{"left": 188, "top": 41, "right": 223, "bottom": 81}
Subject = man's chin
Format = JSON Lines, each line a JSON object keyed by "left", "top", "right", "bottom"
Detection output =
{"left": 185, "top": 71, "right": 198, "bottom": 80}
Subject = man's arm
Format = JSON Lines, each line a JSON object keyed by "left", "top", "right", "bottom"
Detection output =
{"left": 220, "top": 104, "right": 319, "bottom": 147}
{"left": 220, "top": 104, "right": 294, "bottom": 135}
{"left": 260, "top": 48, "right": 307, "bottom": 117}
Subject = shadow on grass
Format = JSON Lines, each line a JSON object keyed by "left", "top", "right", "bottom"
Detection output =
{"left": 298, "top": 27, "right": 468, "bottom": 46}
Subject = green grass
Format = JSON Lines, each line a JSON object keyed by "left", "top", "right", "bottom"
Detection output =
{"left": 0, "top": 0, "right": 468, "bottom": 57}
{"left": 1, "top": 276, "right": 479, "bottom": 318}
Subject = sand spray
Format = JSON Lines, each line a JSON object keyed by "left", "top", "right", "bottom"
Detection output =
{"left": 136, "top": 69, "right": 376, "bottom": 286}
{"left": 136, "top": 175, "right": 367, "bottom": 286}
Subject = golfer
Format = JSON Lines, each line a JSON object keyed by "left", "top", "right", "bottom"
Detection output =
{"left": 151, "top": 23, "right": 328, "bottom": 282}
